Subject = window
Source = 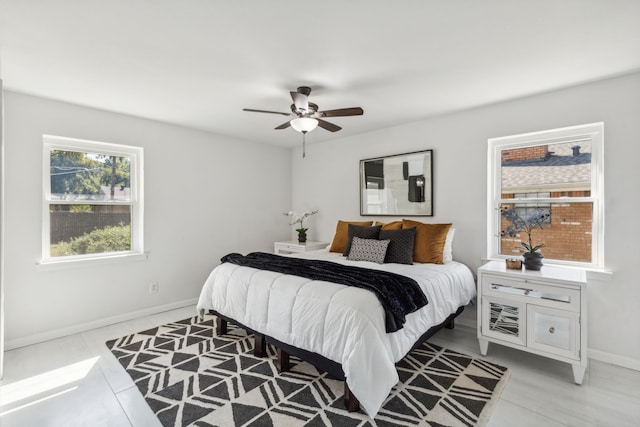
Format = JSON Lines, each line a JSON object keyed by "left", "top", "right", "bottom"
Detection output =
{"left": 42, "top": 135, "right": 144, "bottom": 262}
{"left": 488, "top": 123, "right": 604, "bottom": 269}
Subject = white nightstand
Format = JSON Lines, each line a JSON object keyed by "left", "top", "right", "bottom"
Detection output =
{"left": 477, "top": 260, "right": 587, "bottom": 384}
{"left": 274, "top": 240, "right": 329, "bottom": 255}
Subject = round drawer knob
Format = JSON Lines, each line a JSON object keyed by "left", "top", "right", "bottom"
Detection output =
{"left": 549, "top": 327, "right": 555, "bottom": 334}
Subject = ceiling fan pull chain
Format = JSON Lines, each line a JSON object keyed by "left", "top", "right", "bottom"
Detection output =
{"left": 302, "top": 132, "right": 306, "bottom": 158}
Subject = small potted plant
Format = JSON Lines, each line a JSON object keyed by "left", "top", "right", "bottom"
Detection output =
{"left": 284, "top": 210, "right": 318, "bottom": 243}
{"left": 501, "top": 207, "right": 550, "bottom": 270}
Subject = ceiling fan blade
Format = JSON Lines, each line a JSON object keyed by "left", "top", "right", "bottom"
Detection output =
{"left": 243, "top": 108, "right": 291, "bottom": 116}
{"left": 317, "top": 119, "right": 342, "bottom": 132}
{"left": 318, "top": 107, "right": 364, "bottom": 118}
{"left": 275, "top": 121, "right": 291, "bottom": 130}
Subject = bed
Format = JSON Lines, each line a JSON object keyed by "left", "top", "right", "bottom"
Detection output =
{"left": 196, "top": 222, "right": 476, "bottom": 417}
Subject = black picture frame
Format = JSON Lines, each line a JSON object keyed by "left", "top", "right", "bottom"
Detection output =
{"left": 360, "top": 149, "right": 433, "bottom": 216}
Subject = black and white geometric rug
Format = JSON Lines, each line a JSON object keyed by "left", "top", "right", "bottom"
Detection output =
{"left": 106, "top": 315, "right": 510, "bottom": 427}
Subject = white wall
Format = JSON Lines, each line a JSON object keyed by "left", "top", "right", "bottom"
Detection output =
{"left": 0, "top": 80, "right": 5, "bottom": 377}
{"left": 3, "top": 91, "right": 292, "bottom": 347}
{"left": 292, "top": 72, "right": 640, "bottom": 369}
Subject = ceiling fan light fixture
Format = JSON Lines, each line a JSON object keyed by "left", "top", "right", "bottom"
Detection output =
{"left": 290, "top": 117, "right": 318, "bottom": 133}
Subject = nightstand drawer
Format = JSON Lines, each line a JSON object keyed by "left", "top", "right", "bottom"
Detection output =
{"left": 274, "top": 241, "right": 329, "bottom": 255}
{"left": 481, "top": 296, "right": 526, "bottom": 346}
{"left": 277, "top": 243, "right": 303, "bottom": 252}
{"left": 527, "top": 306, "right": 579, "bottom": 359}
{"left": 483, "top": 275, "right": 581, "bottom": 312}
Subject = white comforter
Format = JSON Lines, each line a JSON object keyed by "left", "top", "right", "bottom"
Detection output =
{"left": 196, "top": 249, "right": 476, "bottom": 417}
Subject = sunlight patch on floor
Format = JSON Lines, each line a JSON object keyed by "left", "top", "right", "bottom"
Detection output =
{"left": 0, "top": 356, "right": 99, "bottom": 415}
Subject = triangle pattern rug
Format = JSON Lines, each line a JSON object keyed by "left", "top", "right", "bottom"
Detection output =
{"left": 106, "top": 315, "right": 510, "bottom": 426}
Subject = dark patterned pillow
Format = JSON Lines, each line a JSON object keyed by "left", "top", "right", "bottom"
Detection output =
{"left": 379, "top": 227, "right": 416, "bottom": 264}
{"left": 343, "top": 224, "right": 382, "bottom": 256}
{"left": 347, "top": 236, "right": 390, "bottom": 263}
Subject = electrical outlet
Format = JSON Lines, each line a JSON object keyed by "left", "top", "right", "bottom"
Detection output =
{"left": 149, "top": 282, "right": 159, "bottom": 294}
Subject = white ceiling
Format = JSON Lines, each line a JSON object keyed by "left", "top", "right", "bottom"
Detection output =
{"left": 1, "top": 0, "right": 639, "bottom": 147}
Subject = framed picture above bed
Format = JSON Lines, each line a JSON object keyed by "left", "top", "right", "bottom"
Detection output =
{"left": 360, "top": 149, "right": 433, "bottom": 216}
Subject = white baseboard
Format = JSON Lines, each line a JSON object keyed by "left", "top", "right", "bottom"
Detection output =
{"left": 7, "top": 299, "right": 639, "bottom": 373}
{"left": 588, "top": 348, "right": 640, "bottom": 372}
{"left": 5, "top": 298, "right": 198, "bottom": 350}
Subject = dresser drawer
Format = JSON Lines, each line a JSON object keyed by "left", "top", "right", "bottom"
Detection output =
{"left": 527, "top": 305, "right": 580, "bottom": 360}
{"left": 482, "top": 275, "right": 581, "bottom": 312}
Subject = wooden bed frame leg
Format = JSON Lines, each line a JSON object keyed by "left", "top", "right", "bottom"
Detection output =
{"left": 216, "top": 317, "right": 228, "bottom": 335}
{"left": 344, "top": 382, "right": 360, "bottom": 412}
{"left": 254, "top": 334, "right": 266, "bottom": 357}
{"left": 445, "top": 317, "right": 455, "bottom": 329}
{"left": 277, "top": 348, "right": 290, "bottom": 373}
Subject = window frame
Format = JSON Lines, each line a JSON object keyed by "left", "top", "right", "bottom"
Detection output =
{"left": 41, "top": 135, "right": 144, "bottom": 263}
{"left": 487, "top": 123, "right": 604, "bottom": 269}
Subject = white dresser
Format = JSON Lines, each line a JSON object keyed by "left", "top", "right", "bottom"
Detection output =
{"left": 477, "top": 260, "right": 587, "bottom": 384}
{"left": 274, "top": 240, "right": 329, "bottom": 255}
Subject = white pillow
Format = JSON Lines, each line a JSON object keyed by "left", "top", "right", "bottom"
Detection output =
{"left": 443, "top": 228, "right": 455, "bottom": 263}
{"left": 347, "top": 236, "right": 390, "bottom": 264}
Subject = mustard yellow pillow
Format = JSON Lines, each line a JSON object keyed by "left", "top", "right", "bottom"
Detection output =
{"left": 374, "top": 220, "right": 403, "bottom": 230}
{"left": 329, "top": 220, "right": 374, "bottom": 253}
{"left": 402, "top": 220, "right": 452, "bottom": 264}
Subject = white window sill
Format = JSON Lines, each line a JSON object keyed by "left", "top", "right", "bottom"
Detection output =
{"left": 36, "top": 252, "right": 149, "bottom": 271}
{"left": 482, "top": 257, "right": 613, "bottom": 281}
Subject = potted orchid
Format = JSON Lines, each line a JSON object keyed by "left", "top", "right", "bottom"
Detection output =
{"left": 501, "top": 207, "right": 550, "bottom": 270}
{"left": 284, "top": 210, "right": 318, "bottom": 243}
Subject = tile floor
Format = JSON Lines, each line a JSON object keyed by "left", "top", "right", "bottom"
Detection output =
{"left": 1, "top": 305, "right": 638, "bottom": 426}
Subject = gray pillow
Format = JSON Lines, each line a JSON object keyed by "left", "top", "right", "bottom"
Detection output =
{"left": 343, "top": 224, "right": 382, "bottom": 256}
{"left": 347, "top": 236, "right": 390, "bottom": 264}
{"left": 379, "top": 227, "right": 416, "bottom": 264}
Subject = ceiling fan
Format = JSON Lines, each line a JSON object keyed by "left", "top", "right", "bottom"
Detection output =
{"left": 243, "top": 86, "right": 364, "bottom": 157}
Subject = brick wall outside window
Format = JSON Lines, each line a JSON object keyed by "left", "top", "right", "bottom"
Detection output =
{"left": 501, "top": 145, "right": 548, "bottom": 163}
{"left": 500, "top": 191, "right": 592, "bottom": 263}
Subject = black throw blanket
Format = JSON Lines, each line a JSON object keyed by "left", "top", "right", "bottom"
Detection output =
{"left": 220, "top": 252, "right": 428, "bottom": 333}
